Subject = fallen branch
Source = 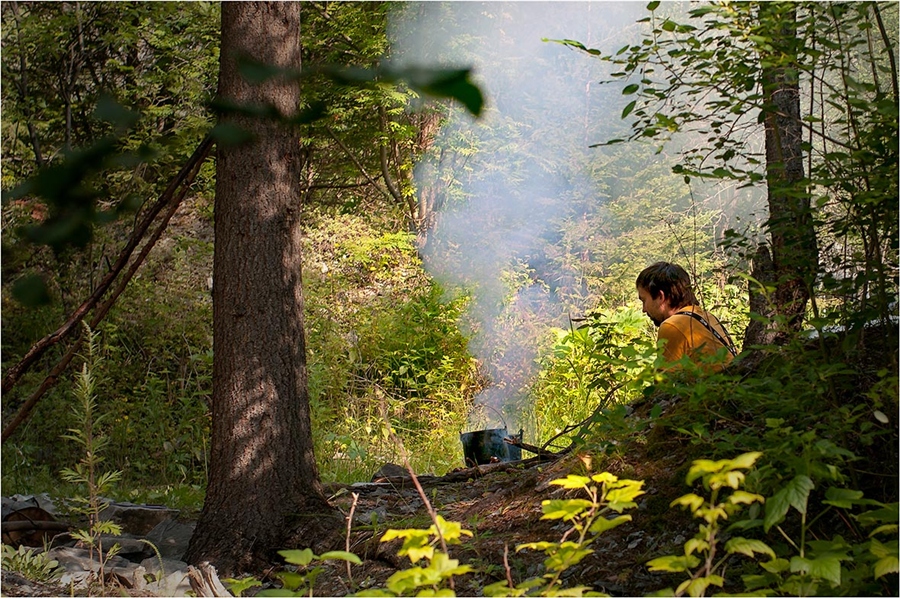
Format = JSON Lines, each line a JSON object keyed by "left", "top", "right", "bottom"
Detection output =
{"left": 2, "top": 135, "right": 214, "bottom": 443}
{"left": 504, "top": 437, "right": 557, "bottom": 458}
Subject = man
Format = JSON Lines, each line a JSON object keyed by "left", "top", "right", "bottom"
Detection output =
{"left": 636, "top": 262, "right": 737, "bottom": 369}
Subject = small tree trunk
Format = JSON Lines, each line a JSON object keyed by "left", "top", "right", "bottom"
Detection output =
{"left": 744, "top": 2, "right": 819, "bottom": 346}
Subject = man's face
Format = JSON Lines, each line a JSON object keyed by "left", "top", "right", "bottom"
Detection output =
{"left": 637, "top": 286, "right": 671, "bottom": 327}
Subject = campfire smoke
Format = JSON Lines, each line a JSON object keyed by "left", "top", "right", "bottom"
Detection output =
{"left": 389, "top": 3, "right": 646, "bottom": 436}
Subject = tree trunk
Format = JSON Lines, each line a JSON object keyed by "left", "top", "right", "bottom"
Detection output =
{"left": 185, "top": 2, "right": 339, "bottom": 575}
{"left": 743, "top": 2, "right": 819, "bottom": 347}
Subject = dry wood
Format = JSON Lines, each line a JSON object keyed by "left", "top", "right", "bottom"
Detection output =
{"left": 187, "top": 562, "right": 231, "bottom": 598}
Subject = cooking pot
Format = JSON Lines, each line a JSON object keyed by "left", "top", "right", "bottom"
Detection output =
{"left": 460, "top": 427, "right": 522, "bottom": 466}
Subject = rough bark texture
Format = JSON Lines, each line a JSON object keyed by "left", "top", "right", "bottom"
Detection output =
{"left": 743, "top": 2, "right": 819, "bottom": 347}
{"left": 184, "top": 2, "right": 339, "bottom": 575}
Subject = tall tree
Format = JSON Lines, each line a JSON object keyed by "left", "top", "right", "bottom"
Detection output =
{"left": 184, "top": 2, "right": 340, "bottom": 574}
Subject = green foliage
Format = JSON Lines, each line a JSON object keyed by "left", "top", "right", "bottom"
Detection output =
{"left": 527, "top": 306, "right": 658, "bottom": 448}
{"left": 225, "top": 549, "right": 361, "bottom": 597}
{"left": 0, "top": 544, "right": 65, "bottom": 584}
{"left": 561, "top": 1, "right": 898, "bottom": 328}
{"left": 304, "top": 210, "right": 480, "bottom": 480}
{"left": 486, "top": 471, "right": 644, "bottom": 597}
{"left": 647, "top": 452, "right": 765, "bottom": 597}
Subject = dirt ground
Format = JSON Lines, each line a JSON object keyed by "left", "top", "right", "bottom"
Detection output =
{"left": 309, "top": 436, "right": 697, "bottom": 597}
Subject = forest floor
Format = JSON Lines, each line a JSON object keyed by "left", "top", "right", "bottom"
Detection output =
{"left": 311, "top": 407, "right": 700, "bottom": 597}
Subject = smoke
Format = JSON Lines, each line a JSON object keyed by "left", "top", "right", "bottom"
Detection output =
{"left": 389, "top": 3, "right": 646, "bottom": 433}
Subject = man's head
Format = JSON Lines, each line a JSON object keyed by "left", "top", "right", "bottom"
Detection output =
{"left": 636, "top": 262, "right": 698, "bottom": 326}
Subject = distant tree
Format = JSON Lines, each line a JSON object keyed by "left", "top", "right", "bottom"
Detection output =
{"left": 184, "top": 2, "right": 340, "bottom": 574}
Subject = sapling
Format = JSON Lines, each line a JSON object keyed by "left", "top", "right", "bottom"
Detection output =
{"left": 59, "top": 323, "right": 124, "bottom": 593}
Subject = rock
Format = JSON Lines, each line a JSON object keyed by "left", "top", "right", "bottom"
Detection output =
{"left": 101, "top": 534, "right": 154, "bottom": 562}
{"left": 99, "top": 500, "right": 179, "bottom": 535}
{"left": 4, "top": 494, "right": 56, "bottom": 516}
{"left": 145, "top": 518, "right": 195, "bottom": 561}
{"left": 47, "top": 545, "right": 141, "bottom": 590}
{"left": 371, "top": 463, "right": 410, "bottom": 482}
{"left": 140, "top": 557, "right": 193, "bottom": 596}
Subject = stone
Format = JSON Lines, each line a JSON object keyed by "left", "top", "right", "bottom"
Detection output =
{"left": 145, "top": 518, "right": 195, "bottom": 561}
{"left": 99, "top": 500, "right": 179, "bottom": 535}
{"left": 47, "top": 546, "right": 141, "bottom": 590}
{"left": 371, "top": 463, "right": 409, "bottom": 482}
{"left": 140, "top": 557, "right": 192, "bottom": 596}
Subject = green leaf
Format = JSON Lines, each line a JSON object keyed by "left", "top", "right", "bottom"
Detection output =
{"left": 760, "top": 557, "right": 790, "bottom": 573}
{"left": 647, "top": 1, "right": 661, "bottom": 10}
{"left": 279, "top": 548, "right": 315, "bottom": 566}
{"left": 725, "top": 537, "right": 776, "bottom": 560}
{"left": 622, "top": 100, "right": 638, "bottom": 119}
{"left": 622, "top": 84, "right": 640, "bottom": 95}
{"left": 857, "top": 503, "right": 899, "bottom": 526}
{"left": 823, "top": 487, "right": 864, "bottom": 509}
{"left": 431, "top": 516, "right": 473, "bottom": 544}
{"left": 764, "top": 475, "right": 814, "bottom": 532}
{"left": 790, "top": 555, "right": 841, "bottom": 586}
{"left": 729, "top": 452, "right": 763, "bottom": 470}
{"left": 647, "top": 554, "right": 700, "bottom": 573}
{"left": 378, "top": 66, "right": 484, "bottom": 117}
{"left": 544, "top": 542, "right": 594, "bottom": 572}
{"left": 12, "top": 274, "right": 52, "bottom": 307}
{"left": 550, "top": 475, "right": 592, "bottom": 490}
{"left": 874, "top": 556, "right": 899, "bottom": 579}
{"left": 275, "top": 570, "right": 308, "bottom": 592}
{"left": 541, "top": 499, "right": 594, "bottom": 521}
{"left": 671, "top": 493, "right": 704, "bottom": 513}
{"left": 728, "top": 490, "right": 765, "bottom": 505}
{"left": 684, "top": 538, "right": 709, "bottom": 556}
{"left": 591, "top": 472, "right": 619, "bottom": 485}
{"left": 605, "top": 480, "right": 645, "bottom": 509}
{"left": 319, "top": 550, "right": 362, "bottom": 564}
{"left": 223, "top": 576, "right": 263, "bottom": 597}
{"left": 676, "top": 575, "right": 723, "bottom": 597}
{"left": 589, "top": 514, "right": 632, "bottom": 534}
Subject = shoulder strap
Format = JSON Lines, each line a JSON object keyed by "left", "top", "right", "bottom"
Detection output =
{"left": 675, "top": 311, "right": 738, "bottom": 357}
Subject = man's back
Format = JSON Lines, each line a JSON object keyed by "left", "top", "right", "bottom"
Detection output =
{"left": 658, "top": 305, "right": 734, "bottom": 368}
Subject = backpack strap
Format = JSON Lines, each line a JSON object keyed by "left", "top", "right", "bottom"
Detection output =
{"left": 675, "top": 310, "right": 738, "bottom": 357}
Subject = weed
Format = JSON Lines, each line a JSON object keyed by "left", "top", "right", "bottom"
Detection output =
{"left": 0, "top": 544, "right": 65, "bottom": 584}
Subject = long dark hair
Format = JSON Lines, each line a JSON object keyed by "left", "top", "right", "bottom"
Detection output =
{"left": 636, "top": 262, "right": 698, "bottom": 308}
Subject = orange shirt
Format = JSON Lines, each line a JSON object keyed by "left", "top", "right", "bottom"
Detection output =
{"left": 658, "top": 305, "right": 734, "bottom": 369}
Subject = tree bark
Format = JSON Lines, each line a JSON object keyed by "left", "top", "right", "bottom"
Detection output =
{"left": 184, "top": 2, "right": 339, "bottom": 575}
{"left": 743, "top": 2, "right": 819, "bottom": 347}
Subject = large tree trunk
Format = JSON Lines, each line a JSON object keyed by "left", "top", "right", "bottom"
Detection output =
{"left": 185, "top": 2, "right": 339, "bottom": 575}
{"left": 743, "top": 2, "right": 819, "bottom": 348}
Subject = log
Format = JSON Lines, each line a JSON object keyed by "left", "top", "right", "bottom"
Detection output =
{"left": 1, "top": 521, "right": 70, "bottom": 534}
